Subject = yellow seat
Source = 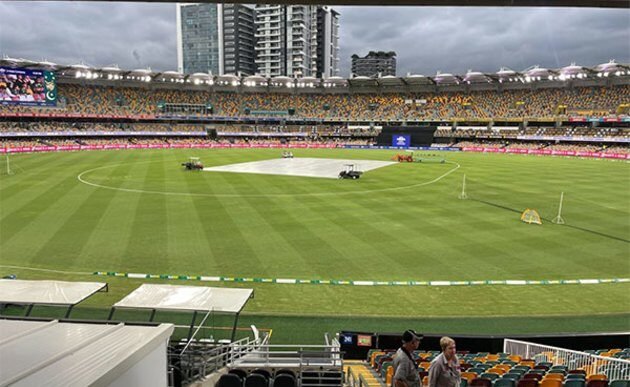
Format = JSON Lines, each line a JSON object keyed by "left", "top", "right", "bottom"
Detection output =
{"left": 540, "top": 379, "right": 562, "bottom": 387}
{"left": 587, "top": 374, "right": 607, "bottom": 382}
{"left": 488, "top": 368, "right": 506, "bottom": 375}
{"left": 487, "top": 355, "right": 500, "bottom": 361}
{"left": 386, "top": 366, "right": 394, "bottom": 385}
{"left": 543, "top": 374, "right": 564, "bottom": 382}
{"left": 461, "top": 372, "right": 477, "bottom": 383}
{"left": 371, "top": 352, "right": 385, "bottom": 368}
{"left": 420, "top": 362, "right": 431, "bottom": 370}
{"left": 519, "top": 361, "right": 535, "bottom": 368}
{"left": 509, "top": 355, "right": 522, "bottom": 363}
{"left": 496, "top": 365, "right": 512, "bottom": 372}
{"left": 423, "top": 376, "right": 429, "bottom": 386}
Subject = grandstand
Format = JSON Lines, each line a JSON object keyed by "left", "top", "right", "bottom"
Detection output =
{"left": 0, "top": 57, "right": 629, "bottom": 387}
{"left": 0, "top": 57, "right": 628, "bottom": 158}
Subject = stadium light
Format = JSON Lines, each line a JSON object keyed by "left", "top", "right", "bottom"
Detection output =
{"left": 75, "top": 71, "right": 82, "bottom": 78}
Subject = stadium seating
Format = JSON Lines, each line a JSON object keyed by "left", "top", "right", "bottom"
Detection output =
{"left": 218, "top": 373, "right": 245, "bottom": 387}
{"left": 273, "top": 374, "right": 297, "bottom": 387}
{"left": 1, "top": 83, "right": 628, "bottom": 121}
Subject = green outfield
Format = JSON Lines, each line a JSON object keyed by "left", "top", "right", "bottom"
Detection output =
{"left": 1, "top": 148, "right": 629, "bottom": 341}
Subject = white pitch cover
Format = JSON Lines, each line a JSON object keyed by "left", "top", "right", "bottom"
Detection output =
{"left": 0, "top": 279, "right": 107, "bottom": 305}
{"left": 113, "top": 284, "right": 254, "bottom": 313}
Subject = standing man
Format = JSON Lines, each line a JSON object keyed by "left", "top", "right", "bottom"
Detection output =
{"left": 393, "top": 330, "right": 423, "bottom": 387}
{"left": 428, "top": 336, "right": 461, "bottom": 387}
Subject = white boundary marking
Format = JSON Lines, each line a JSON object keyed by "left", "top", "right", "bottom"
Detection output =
{"left": 77, "top": 159, "right": 460, "bottom": 198}
{"left": 0, "top": 265, "right": 93, "bottom": 276}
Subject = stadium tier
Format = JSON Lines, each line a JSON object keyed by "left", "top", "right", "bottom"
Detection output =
{"left": 0, "top": 83, "right": 629, "bottom": 121}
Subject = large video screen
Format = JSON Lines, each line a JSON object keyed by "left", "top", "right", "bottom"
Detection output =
{"left": 0, "top": 67, "right": 57, "bottom": 106}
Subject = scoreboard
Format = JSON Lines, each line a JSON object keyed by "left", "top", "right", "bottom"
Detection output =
{"left": 0, "top": 66, "right": 57, "bottom": 106}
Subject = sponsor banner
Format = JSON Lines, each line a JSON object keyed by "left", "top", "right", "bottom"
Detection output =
{"left": 0, "top": 131, "right": 206, "bottom": 137}
{"left": 4, "top": 143, "right": 624, "bottom": 159}
{"left": 217, "top": 132, "right": 307, "bottom": 137}
{"left": 463, "top": 147, "right": 629, "bottom": 160}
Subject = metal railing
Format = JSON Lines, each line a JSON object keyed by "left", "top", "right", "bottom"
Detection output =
{"left": 168, "top": 334, "right": 266, "bottom": 387}
{"left": 346, "top": 368, "right": 372, "bottom": 387}
{"left": 504, "top": 338, "right": 630, "bottom": 381}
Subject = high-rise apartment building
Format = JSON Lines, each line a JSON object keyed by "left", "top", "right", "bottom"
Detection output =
{"left": 351, "top": 51, "right": 397, "bottom": 77}
{"left": 254, "top": 5, "right": 339, "bottom": 78}
{"left": 177, "top": 3, "right": 255, "bottom": 75}
{"left": 315, "top": 6, "right": 340, "bottom": 78}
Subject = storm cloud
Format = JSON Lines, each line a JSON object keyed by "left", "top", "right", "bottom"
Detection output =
{"left": 0, "top": 2, "right": 628, "bottom": 77}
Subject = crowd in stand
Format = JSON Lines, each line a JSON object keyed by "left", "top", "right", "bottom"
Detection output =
{"left": 1, "top": 84, "right": 628, "bottom": 121}
{"left": 0, "top": 121, "right": 206, "bottom": 133}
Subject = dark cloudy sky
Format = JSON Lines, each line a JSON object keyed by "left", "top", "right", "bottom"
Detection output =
{"left": 0, "top": 2, "right": 628, "bottom": 77}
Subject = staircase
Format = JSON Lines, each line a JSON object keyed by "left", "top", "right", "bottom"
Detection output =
{"left": 345, "top": 360, "right": 385, "bottom": 387}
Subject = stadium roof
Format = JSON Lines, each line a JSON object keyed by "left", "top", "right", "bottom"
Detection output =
{"left": 2, "top": 56, "right": 629, "bottom": 90}
{"left": 82, "top": 0, "right": 628, "bottom": 8}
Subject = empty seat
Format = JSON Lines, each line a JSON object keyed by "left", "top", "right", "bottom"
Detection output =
{"left": 588, "top": 376, "right": 608, "bottom": 382}
{"left": 609, "top": 381, "right": 630, "bottom": 387}
{"left": 524, "top": 374, "right": 544, "bottom": 381}
{"left": 495, "top": 379, "right": 517, "bottom": 387}
{"left": 252, "top": 369, "right": 272, "bottom": 381}
{"left": 273, "top": 374, "right": 297, "bottom": 387}
{"left": 565, "top": 380, "right": 587, "bottom": 387}
{"left": 480, "top": 373, "right": 500, "bottom": 381}
{"left": 540, "top": 379, "right": 563, "bottom": 387}
{"left": 246, "top": 374, "right": 269, "bottom": 387}
{"left": 461, "top": 372, "right": 478, "bottom": 383}
{"left": 230, "top": 369, "right": 249, "bottom": 381}
{"left": 503, "top": 373, "right": 522, "bottom": 381}
{"left": 517, "top": 379, "right": 540, "bottom": 387}
{"left": 470, "top": 378, "right": 493, "bottom": 387}
{"left": 496, "top": 365, "right": 513, "bottom": 373}
{"left": 275, "top": 370, "right": 296, "bottom": 379}
{"left": 218, "top": 373, "right": 244, "bottom": 387}
{"left": 586, "top": 381, "right": 609, "bottom": 387}
{"left": 544, "top": 374, "right": 564, "bottom": 381}
{"left": 567, "top": 375, "right": 586, "bottom": 381}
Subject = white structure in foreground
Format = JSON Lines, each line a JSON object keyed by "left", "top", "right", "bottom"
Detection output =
{"left": 0, "top": 319, "right": 174, "bottom": 387}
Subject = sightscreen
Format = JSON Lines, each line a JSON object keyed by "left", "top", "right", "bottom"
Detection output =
{"left": 0, "top": 67, "right": 57, "bottom": 106}
{"left": 375, "top": 126, "right": 437, "bottom": 147}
